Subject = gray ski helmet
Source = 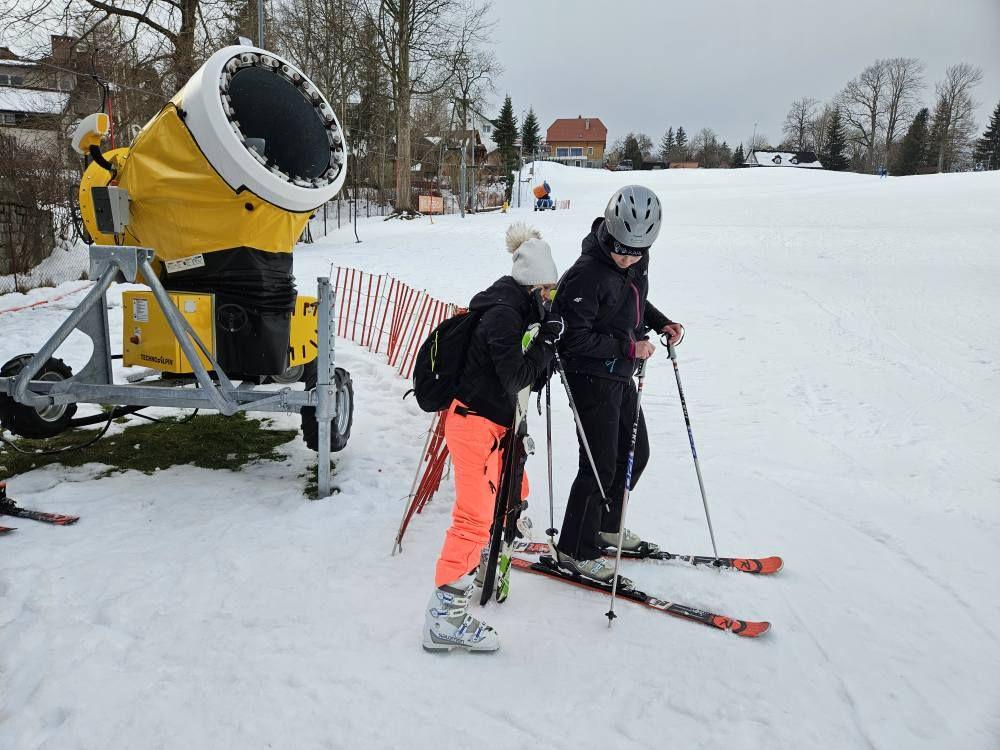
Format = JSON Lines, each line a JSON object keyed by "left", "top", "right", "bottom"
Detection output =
{"left": 604, "top": 185, "right": 662, "bottom": 250}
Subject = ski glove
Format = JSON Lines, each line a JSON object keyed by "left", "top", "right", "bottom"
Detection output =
{"left": 540, "top": 312, "right": 565, "bottom": 347}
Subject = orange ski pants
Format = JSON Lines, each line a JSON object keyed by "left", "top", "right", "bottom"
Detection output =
{"left": 434, "top": 400, "right": 529, "bottom": 587}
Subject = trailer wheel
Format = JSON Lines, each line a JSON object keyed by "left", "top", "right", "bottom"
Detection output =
{"left": 301, "top": 365, "right": 353, "bottom": 452}
{"left": 0, "top": 354, "right": 78, "bottom": 439}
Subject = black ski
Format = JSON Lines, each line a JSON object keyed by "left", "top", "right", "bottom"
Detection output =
{"left": 0, "top": 483, "right": 79, "bottom": 526}
{"left": 511, "top": 556, "right": 771, "bottom": 637}
{"left": 480, "top": 415, "right": 530, "bottom": 605}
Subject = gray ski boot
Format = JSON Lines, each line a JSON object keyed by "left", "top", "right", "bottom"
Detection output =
{"left": 555, "top": 550, "right": 632, "bottom": 589}
{"left": 423, "top": 573, "right": 500, "bottom": 653}
{"left": 598, "top": 528, "right": 659, "bottom": 554}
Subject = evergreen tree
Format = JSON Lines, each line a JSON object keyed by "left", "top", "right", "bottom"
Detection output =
{"left": 671, "top": 126, "right": 688, "bottom": 161}
{"left": 822, "top": 108, "right": 850, "bottom": 171}
{"left": 658, "top": 127, "right": 675, "bottom": 161}
{"left": 494, "top": 95, "right": 519, "bottom": 202}
{"left": 623, "top": 133, "right": 643, "bottom": 168}
{"left": 520, "top": 108, "right": 540, "bottom": 161}
{"left": 732, "top": 143, "right": 745, "bottom": 168}
{"left": 973, "top": 99, "right": 1000, "bottom": 170}
{"left": 719, "top": 140, "right": 732, "bottom": 167}
{"left": 926, "top": 97, "right": 949, "bottom": 171}
{"left": 891, "top": 108, "right": 930, "bottom": 176}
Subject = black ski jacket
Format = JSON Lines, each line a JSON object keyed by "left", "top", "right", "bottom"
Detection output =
{"left": 553, "top": 217, "right": 672, "bottom": 381}
{"left": 455, "top": 276, "right": 552, "bottom": 427}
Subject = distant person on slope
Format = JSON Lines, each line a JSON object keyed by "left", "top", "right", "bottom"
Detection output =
{"left": 552, "top": 185, "right": 683, "bottom": 583}
{"left": 423, "top": 223, "right": 563, "bottom": 653}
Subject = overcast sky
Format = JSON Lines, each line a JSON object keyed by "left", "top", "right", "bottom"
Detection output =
{"left": 488, "top": 0, "right": 1000, "bottom": 151}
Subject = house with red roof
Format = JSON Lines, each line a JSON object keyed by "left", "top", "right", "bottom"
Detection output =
{"left": 544, "top": 116, "right": 607, "bottom": 168}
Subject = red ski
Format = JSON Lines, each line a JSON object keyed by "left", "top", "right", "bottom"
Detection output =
{"left": 0, "top": 526, "right": 16, "bottom": 534}
{"left": 511, "top": 557, "right": 770, "bottom": 638}
{"left": 509, "top": 541, "right": 783, "bottom": 575}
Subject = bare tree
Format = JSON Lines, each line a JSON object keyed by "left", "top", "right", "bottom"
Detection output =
{"left": 932, "top": 62, "right": 983, "bottom": 172}
{"left": 808, "top": 103, "right": 835, "bottom": 156}
{"left": 2, "top": 0, "right": 232, "bottom": 91}
{"left": 882, "top": 57, "right": 924, "bottom": 161}
{"left": 356, "top": 0, "right": 491, "bottom": 214}
{"left": 748, "top": 132, "right": 771, "bottom": 151}
{"left": 273, "top": 0, "right": 361, "bottom": 122}
{"left": 840, "top": 60, "right": 888, "bottom": 172}
{"left": 782, "top": 97, "right": 818, "bottom": 151}
{"left": 691, "top": 127, "right": 721, "bottom": 167}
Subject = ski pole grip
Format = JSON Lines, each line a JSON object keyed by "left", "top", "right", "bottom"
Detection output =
{"left": 666, "top": 339, "right": 677, "bottom": 360}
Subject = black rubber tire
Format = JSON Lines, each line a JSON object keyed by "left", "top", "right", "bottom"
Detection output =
{"left": 301, "top": 365, "right": 353, "bottom": 453}
{"left": 0, "top": 354, "right": 78, "bottom": 439}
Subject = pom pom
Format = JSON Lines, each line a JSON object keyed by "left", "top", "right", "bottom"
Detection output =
{"left": 505, "top": 222, "right": 542, "bottom": 254}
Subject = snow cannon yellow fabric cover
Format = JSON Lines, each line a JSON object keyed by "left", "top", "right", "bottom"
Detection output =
{"left": 81, "top": 45, "right": 347, "bottom": 261}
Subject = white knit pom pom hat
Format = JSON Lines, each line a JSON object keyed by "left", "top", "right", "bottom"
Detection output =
{"left": 505, "top": 222, "right": 558, "bottom": 286}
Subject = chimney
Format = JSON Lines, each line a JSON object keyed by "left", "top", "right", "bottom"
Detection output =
{"left": 585, "top": 119, "right": 590, "bottom": 130}
{"left": 50, "top": 34, "right": 77, "bottom": 64}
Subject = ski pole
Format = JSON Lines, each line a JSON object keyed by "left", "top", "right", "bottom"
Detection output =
{"left": 551, "top": 349, "right": 606, "bottom": 500}
{"left": 544, "top": 372, "right": 557, "bottom": 544}
{"left": 664, "top": 336, "right": 719, "bottom": 561}
{"left": 607, "top": 358, "right": 647, "bottom": 626}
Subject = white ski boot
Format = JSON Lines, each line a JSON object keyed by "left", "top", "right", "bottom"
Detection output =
{"left": 555, "top": 550, "right": 632, "bottom": 589}
{"left": 423, "top": 573, "right": 500, "bottom": 653}
{"left": 598, "top": 528, "right": 659, "bottom": 554}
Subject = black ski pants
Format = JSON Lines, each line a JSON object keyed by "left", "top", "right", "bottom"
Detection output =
{"left": 556, "top": 371, "right": 649, "bottom": 561}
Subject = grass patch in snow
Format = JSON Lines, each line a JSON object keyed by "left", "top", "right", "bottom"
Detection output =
{"left": 301, "top": 461, "right": 340, "bottom": 500}
{"left": 0, "top": 412, "right": 298, "bottom": 480}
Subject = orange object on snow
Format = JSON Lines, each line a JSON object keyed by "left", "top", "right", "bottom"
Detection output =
{"left": 434, "top": 399, "right": 529, "bottom": 587}
{"left": 532, "top": 182, "right": 551, "bottom": 200}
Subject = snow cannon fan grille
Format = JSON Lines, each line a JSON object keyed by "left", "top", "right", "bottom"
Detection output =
{"left": 219, "top": 52, "right": 345, "bottom": 191}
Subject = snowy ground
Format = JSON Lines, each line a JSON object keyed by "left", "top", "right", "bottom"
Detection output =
{"left": 2, "top": 163, "right": 999, "bottom": 748}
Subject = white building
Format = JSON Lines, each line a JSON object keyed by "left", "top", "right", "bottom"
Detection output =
{"left": 745, "top": 150, "right": 823, "bottom": 168}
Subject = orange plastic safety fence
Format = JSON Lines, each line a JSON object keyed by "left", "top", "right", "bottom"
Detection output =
{"left": 332, "top": 267, "right": 455, "bottom": 380}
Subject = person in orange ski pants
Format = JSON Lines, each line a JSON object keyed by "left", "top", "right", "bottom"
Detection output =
{"left": 423, "top": 223, "right": 563, "bottom": 653}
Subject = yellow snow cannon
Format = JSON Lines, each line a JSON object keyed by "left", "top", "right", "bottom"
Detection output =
{"left": 75, "top": 45, "right": 347, "bottom": 379}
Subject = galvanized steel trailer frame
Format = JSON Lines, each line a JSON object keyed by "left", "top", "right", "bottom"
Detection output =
{"left": 0, "top": 245, "right": 343, "bottom": 497}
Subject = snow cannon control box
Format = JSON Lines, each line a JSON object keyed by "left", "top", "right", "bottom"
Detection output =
{"left": 123, "top": 290, "right": 215, "bottom": 373}
{"left": 123, "top": 291, "right": 319, "bottom": 376}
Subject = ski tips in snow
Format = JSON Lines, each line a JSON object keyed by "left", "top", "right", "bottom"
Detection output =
{"left": 0, "top": 483, "right": 80, "bottom": 526}
{"left": 512, "top": 557, "right": 771, "bottom": 638}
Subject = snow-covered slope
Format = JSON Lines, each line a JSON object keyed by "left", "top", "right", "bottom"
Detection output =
{"left": 2, "top": 164, "right": 998, "bottom": 749}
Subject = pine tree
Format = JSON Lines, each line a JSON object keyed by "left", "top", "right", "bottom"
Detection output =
{"left": 732, "top": 143, "right": 745, "bottom": 168}
{"left": 973, "top": 99, "right": 1000, "bottom": 170}
{"left": 719, "top": 140, "right": 732, "bottom": 167}
{"left": 520, "top": 108, "right": 541, "bottom": 161}
{"left": 926, "top": 97, "right": 949, "bottom": 171}
{"left": 671, "top": 126, "right": 688, "bottom": 161}
{"left": 494, "top": 95, "right": 519, "bottom": 202}
{"left": 822, "top": 109, "right": 850, "bottom": 171}
{"left": 891, "top": 108, "right": 930, "bottom": 176}
{"left": 658, "top": 127, "right": 675, "bottom": 162}
{"left": 623, "top": 133, "right": 643, "bottom": 169}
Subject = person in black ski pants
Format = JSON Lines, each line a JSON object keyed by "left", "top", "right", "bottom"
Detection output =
{"left": 552, "top": 185, "right": 683, "bottom": 584}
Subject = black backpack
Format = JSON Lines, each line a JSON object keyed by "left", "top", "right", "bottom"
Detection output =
{"left": 411, "top": 310, "right": 484, "bottom": 412}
